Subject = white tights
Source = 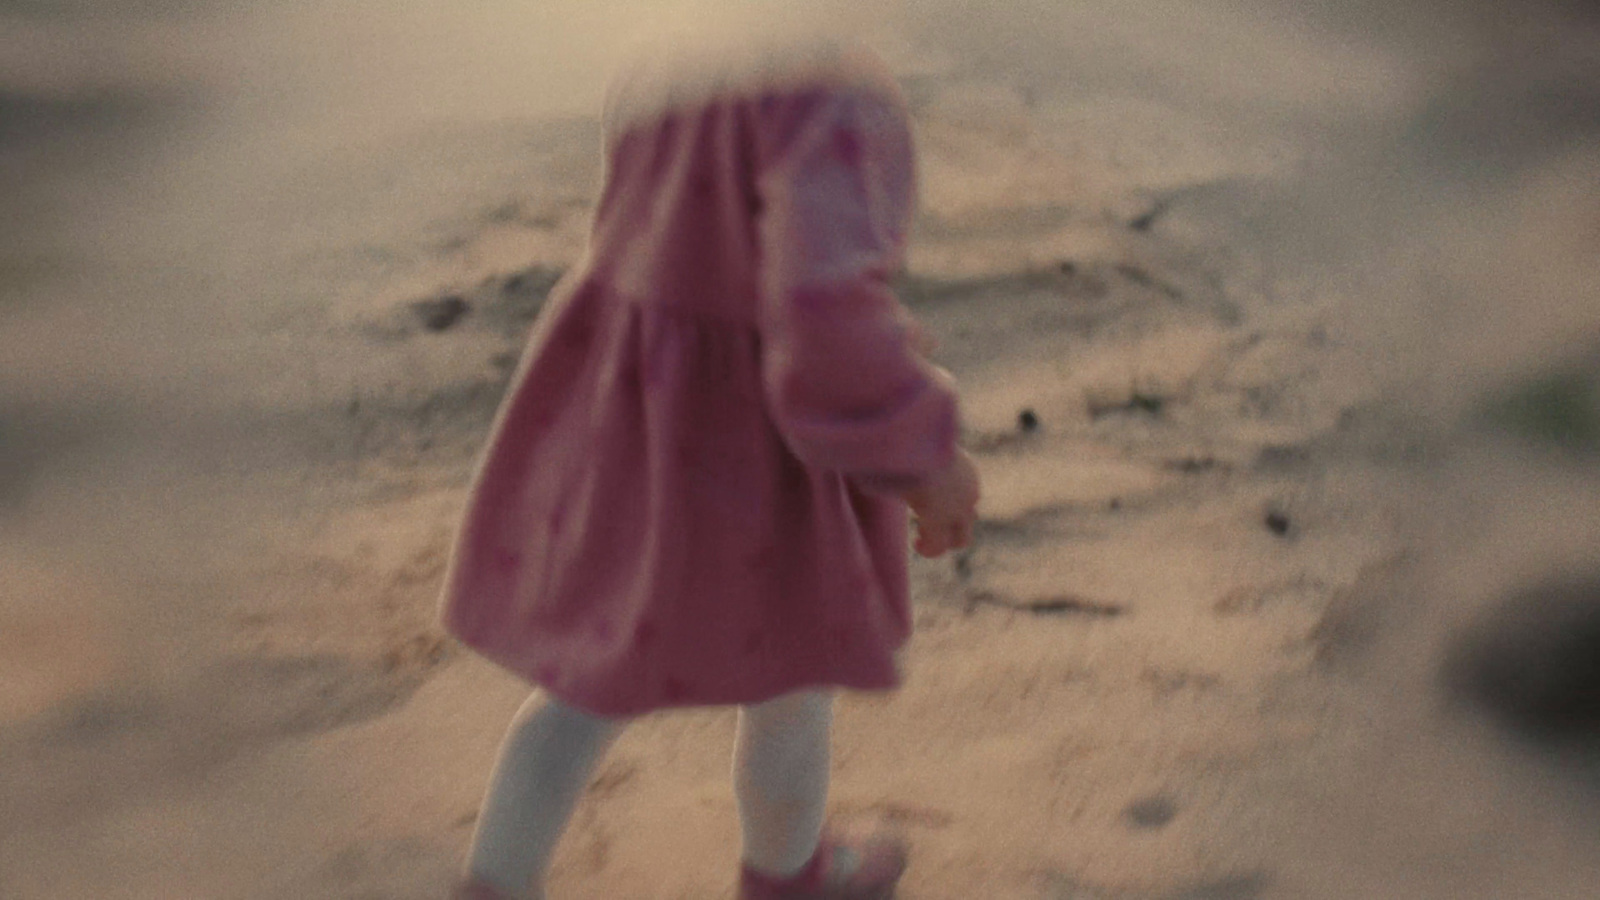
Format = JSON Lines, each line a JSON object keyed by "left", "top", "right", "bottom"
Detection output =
{"left": 465, "top": 690, "right": 834, "bottom": 899}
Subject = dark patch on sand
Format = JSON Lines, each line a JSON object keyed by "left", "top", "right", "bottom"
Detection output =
{"left": 1044, "top": 871, "right": 1270, "bottom": 900}
{"left": 1444, "top": 574, "right": 1600, "bottom": 745}
{"left": 966, "top": 588, "right": 1126, "bottom": 618}
{"left": 1089, "top": 391, "right": 1166, "bottom": 419}
{"left": 0, "top": 401, "right": 123, "bottom": 510}
{"left": 0, "top": 89, "right": 168, "bottom": 148}
{"left": 1124, "top": 794, "right": 1179, "bottom": 829}
{"left": 1477, "top": 356, "right": 1600, "bottom": 456}
{"left": 411, "top": 294, "right": 469, "bottom": 332}
{"left": 897, "top": 265, "right": 1109, "bottom": 309}
{"left": 1252, "top": 443, "right": 1312, "bottom": 472}
{"left": 1310, "top": 554, "right": 1415, "bottom": 669}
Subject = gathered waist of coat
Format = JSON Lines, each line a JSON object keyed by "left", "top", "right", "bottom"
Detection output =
{"left": 572, "top": 272, "right": 762, "bottom": 334}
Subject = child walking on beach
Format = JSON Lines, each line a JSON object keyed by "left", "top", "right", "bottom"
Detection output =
{"left": 441, "top": 26, "right": 979, "bottom": 900}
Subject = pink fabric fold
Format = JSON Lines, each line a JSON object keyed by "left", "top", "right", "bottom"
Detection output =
{"left": 439, "top": 36, "right": 958, "bottom": 717}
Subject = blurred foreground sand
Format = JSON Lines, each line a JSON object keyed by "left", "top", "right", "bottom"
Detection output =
{"left": 3, "top": 3, "right": 1600, "bottom": 898}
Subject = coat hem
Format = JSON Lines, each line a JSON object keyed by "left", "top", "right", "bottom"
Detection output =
{"left": 450, "top": 633, "right": 905, "bottom": 720}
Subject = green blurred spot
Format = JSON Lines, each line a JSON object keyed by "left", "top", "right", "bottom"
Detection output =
{"left": 1480, "top": 366, "right": 1600, "bottom": 452}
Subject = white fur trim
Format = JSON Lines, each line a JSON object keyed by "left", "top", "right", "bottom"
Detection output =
{"left": 602, "top": 30, "right": 903, "bottom": 140}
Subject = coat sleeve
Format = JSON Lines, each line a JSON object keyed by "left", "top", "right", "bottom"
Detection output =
{"left": 751, "top": 86, "right": 959, "bottom": 495}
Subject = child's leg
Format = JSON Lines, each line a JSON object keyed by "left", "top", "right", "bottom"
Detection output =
{"left": 464, "top": 693, "right": 627, "bottom": 899}
{"left": 733, "top": 689, "right": 834, "bottom": 877}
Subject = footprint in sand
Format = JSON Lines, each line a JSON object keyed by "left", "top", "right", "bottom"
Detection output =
{"left": 0, "top": 560, "right": 122, "bottom": 728}
{"left": 586, "top": 757, "right": 640, "bottom": 798}
{"left": 33, "top": 652, "right": 413, "bottom": 748}
{"left": 846, "top": 799, "right": 957, "bottom": 830}
{"left": 2, "top": 652, "right": 421, "bottom": 830}
{"left": 271, "top": 835, "right": 458, "bottom": 900}
{"left": 1123, "top": 794, "right": 1179, "bottom": 830}
{"left": 179, "top": 652, "right": 423, "bottom": 742}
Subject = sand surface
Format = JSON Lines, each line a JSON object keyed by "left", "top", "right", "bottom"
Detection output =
{"left": 4, "top": 2, "right": 1600, "bottom": 898}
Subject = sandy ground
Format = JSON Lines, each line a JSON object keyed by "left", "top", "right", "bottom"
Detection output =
{"left": 4, "top": 2, "right": 1600, "bottom": 898}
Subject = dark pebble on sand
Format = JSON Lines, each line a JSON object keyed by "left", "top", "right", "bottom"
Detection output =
{"left": 1018, "top": 408, "right": 1039, "bottom": 432}
{"left": 1264, "top": 511, "right": 1291, "bottom": 536}
{"left": 1124, "top": 794, "right": 1178, "bottom": 829}
{"left": 1168, "top": 456, "right": 1217, "bottom": 473}
{"left": 1254, "top": 444, "right": 1310, "bottom": 471}
{"left": 1130, "top": 393, "right": 1164, "bottom": 415}
{"left": 412, "top": 295, "right": 469, "bottom": 332}
{"left": 1128, "top": 198, "right": 1171, "bottom": 233}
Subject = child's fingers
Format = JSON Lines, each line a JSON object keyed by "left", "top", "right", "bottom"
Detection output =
{"left": 950, "top": 518, "right": 973, "bottom": 550}
{"left": 918, "top": 517, "right": 977, "bottom": 557}
{"left": 914, "top": 514, "right": 977, "bottom": 557}
{"left": 913, "top": 520, "right": 952, "bottom": 558}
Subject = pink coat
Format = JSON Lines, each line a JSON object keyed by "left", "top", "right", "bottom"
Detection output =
{"left": 438, "top": 36, "right": 959, "bottom": 717}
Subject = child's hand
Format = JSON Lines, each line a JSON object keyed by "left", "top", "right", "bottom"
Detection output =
{"left": 905, "top": 449, "right": 980, "bottom": 558}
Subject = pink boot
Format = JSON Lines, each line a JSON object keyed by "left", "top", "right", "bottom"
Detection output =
{"left": 738, "top": 834, "right": 909, "bottom": 900}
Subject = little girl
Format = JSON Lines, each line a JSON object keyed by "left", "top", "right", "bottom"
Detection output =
{"left": 441, "top": 24, "right": 980, "bottom": 900}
